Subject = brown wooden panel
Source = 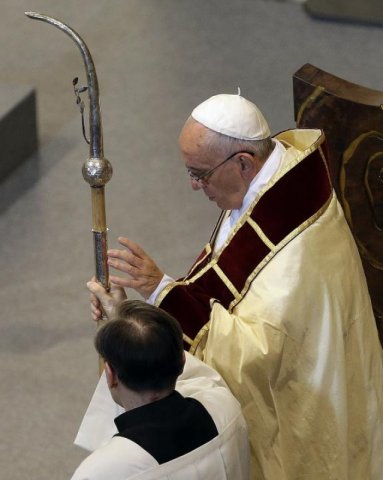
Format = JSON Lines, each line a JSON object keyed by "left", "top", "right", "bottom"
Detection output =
{"left": 293, "top": 63, "right": 383, "bottom": 345}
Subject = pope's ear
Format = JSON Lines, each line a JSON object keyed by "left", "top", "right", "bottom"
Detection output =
{"left": 239, "top": 154, "right": 254, "bottom": 174}
{"left": 240, "top": 153, "right": 263, "bottom": 177}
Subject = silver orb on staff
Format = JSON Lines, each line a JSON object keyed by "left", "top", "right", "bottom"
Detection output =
{"left": 25, "top": 12, "right": 113, "bottom": 320}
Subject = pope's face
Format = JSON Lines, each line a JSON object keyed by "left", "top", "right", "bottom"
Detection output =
{"left": 179, "top": 121, "right": 249, "bottom": 210}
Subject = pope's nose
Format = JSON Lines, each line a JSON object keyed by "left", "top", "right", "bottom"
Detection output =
{"left": 191, "top": 177, "right": 202, "bottom": 191}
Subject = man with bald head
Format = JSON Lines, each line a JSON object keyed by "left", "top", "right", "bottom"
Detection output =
{"left": 89, "top": 93, "right": 383, "bottom": 479}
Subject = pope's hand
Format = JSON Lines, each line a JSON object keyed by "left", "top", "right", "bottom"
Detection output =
{"left": 107, "top": 236, "right": 164, "bottom": 300}
{"left": 87, "top": 279, "right": 127, "bottom": 321}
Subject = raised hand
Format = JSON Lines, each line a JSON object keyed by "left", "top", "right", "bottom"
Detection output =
{"left": 107, "top": 236, "right": 164, "bottom": 300}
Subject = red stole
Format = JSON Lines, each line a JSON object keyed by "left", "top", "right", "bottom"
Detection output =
{"left": 157, "top": 139, "right": 332, "bottom": 348}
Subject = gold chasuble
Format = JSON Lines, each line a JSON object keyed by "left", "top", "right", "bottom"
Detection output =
{"left": 156, "top": 129, "right": 383, "bottom": 479}
{"left": 157, "top": 129, "right": 332, "bottom": 347}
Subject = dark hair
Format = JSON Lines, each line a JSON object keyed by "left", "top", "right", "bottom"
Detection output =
{"left": 95, "top": 300, "right": 184, "bottom": 392}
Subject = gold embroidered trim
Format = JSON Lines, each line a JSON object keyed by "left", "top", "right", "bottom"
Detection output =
{"left": 241, "top": 130, "right": 325, "bottom": 217}
{"left": 183, "top": 333, "right": 193, "bottom": 346}
{"left": 212, "top": 264, "right": 240, "bottom": 300}
{"left": 154, "top": 280, "right": 179, "bottom": 307}
{"left": 157, "top": 131, "right": 327, "bottom": 305}
{"left": 318, "top": 144, "right": 332, "bottom": 184}
{"left": 189, "top": 321, "right": 210, "bottom": 355}
{"left": 155, "top": 252, "right": 220, "bottom": 306}
{"left": 157, "top": 130, "right": 330, "bottom": 329}
{"left": 247, "top": 217, "right": 275, "bottom": 250}
{"left": 205, "top": 131, "right": 325, "bottom": 266}
{"left": 228, "top": 192, "right": 334, "bottom": 311}
{"left": 184, "top": 244, "right": 212, "bottom": 280}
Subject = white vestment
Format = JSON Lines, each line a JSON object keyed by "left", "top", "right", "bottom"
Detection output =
{"left": 152, "top": 129, "right": 383, "bottom": 479}
{"left": 72, "top": 352, "right": 250, "bottom": 480}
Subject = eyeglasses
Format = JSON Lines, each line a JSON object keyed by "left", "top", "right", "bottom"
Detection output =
{"left": 187, "top": 150, "right": 255, "bottom": 184}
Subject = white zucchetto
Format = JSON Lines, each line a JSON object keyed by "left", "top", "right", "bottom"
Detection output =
{"left": 191, "top": 93, "right": 271, "bottom": 140}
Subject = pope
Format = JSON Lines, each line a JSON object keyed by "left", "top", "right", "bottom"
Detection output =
{"left": 88, "top": 93, "right": 383, "bottom": 479}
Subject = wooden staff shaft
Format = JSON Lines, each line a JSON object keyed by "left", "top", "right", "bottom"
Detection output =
{"left": 92, "top": 185, "right": 107, "bottom": 231}
{"left": 91, "top": 186, "right": 109, "bottom": 289}
{"left": 91, "top": 186, "right": 109, "bottom": 374}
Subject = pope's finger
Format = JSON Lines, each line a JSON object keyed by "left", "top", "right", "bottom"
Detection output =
{"left": 117, "top": 236, "right": 147, "bottom": 258}
{"left": 107, "top": 257, "right": 142, "bottom": 277}
{"left": 109, "top": 274, "right": 134, "bottom": 288}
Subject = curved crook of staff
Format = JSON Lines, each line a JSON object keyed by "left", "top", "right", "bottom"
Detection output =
{"left": 25, "top": 12, "right": 113, "bottom": 371}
